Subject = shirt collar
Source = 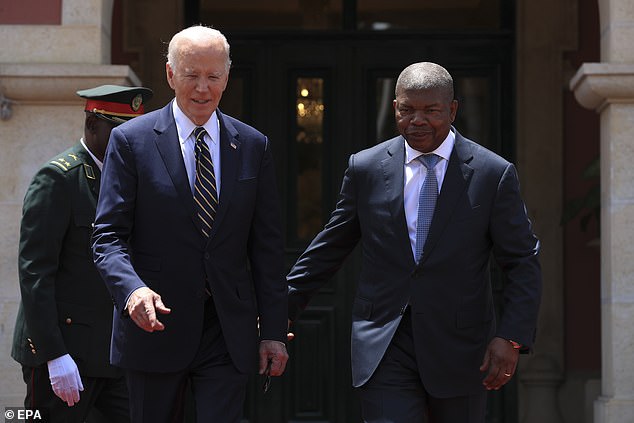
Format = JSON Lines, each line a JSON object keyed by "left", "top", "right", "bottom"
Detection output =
{"left": 80, "top": 138, "right": 103, "bottom": 170}
{"left": 172, "top": 100, "right": 220, "bottom": 145}
{"left": 404, "top": 127, "right": 455, "bottom": 165}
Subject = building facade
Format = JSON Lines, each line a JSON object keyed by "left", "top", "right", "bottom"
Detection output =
{"left": 1, "top": 0, "right": 632, "bottom": 422}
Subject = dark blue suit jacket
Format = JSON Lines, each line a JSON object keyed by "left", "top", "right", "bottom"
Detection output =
{"left": 92, "top": 102, "right": 287, "bottom": 374}
{"left": 288, "top": 129, "right": 541, "bottom": 397}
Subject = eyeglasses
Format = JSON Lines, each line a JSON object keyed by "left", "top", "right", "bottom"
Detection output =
{"left": 262, "top": 359, "right": 272, "bottom": 394}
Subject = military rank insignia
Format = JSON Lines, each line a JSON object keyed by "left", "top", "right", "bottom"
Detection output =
{"left": 50, "top": 155, "right": 76, "bottom": 172}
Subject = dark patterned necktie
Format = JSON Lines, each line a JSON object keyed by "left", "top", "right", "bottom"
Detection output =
{"left": 415, "top": 154, "right": 440, "bottom": 262}
{"left": 193, "top": 127, "right": 218, "bottom": 237}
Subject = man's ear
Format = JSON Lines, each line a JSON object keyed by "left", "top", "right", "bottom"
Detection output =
{"left": 449, "top": 99, "right": 458, "bottom": 123}
{"left": 166, "top": 62, "right": 176, "bottom": 89}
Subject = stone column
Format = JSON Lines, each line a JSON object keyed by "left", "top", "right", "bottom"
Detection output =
{"left": 570, "top": 0, "right": 634, "bottom": 422}
{"left": 516, "top": 0, "right": 576, "bottom": 421}
{"left": 0, "top": 0, "right": 142, "bottom": 406}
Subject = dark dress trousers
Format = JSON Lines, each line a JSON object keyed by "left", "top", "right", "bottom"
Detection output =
{"left": 288, "top": 130, "right": 542, "bottom": 400}
{"left": 12, "top": 143, "right": 129, "bottom": 422}
{"left": 92, "top": 102, "right": 287, "bottom": 420}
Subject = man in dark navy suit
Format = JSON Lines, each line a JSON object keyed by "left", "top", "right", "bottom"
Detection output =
{"left": 92, "top": 25, "right": 288, "bottom": 423}
{"left": 13, "top": 84, "right": 152, "bottom": 423}
{"left": 288, "top": 62, "right": 542, "bottom": 423}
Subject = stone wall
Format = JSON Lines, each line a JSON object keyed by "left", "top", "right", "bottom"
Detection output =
{"left": 0, "top": 0, "right": 140, "bottom": 406}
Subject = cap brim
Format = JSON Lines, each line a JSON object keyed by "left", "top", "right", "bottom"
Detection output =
{"left": 93, "top": 112, "right": 129, "bottom": 125}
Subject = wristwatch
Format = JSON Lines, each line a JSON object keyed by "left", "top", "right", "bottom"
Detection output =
{"left": 508, "top": 339, "right": 522, "bottom": 349}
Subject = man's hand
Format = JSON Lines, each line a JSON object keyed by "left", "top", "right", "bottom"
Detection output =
{"left": 259, "top": 340, "right": 289, "bottom": 377}
{"left": 126, "top": 287, "right": 171, "bottom": 332}
{"left": 47, "top": 354, "right": 84, "bottom": 406}
{"left": 480, "top": 337, "right": 519, "bottom": 390}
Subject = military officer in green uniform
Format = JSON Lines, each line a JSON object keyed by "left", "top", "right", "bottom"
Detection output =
{"left": 12, "top": 85, "right": 153, "bottom": 422}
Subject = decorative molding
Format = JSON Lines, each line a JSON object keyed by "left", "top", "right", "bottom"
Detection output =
{"left": 0, "top": 64, "right": 141, "bottom": 103}
{"left": 570, "top": 63, "right": 634, "bottom": 111}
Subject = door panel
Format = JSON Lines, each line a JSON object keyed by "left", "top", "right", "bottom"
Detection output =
{"left": 222, "top": 34, "right": 515, "bottom": 423}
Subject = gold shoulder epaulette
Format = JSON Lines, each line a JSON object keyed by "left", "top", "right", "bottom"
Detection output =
{"left": 50, "top": 152, "right": 83, "bottom": 172}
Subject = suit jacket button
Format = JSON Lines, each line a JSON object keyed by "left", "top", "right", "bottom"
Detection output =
{"left": 65, "top": 318, "right": 72, "bottom": 324}
{"left": 204, "top": 253, "right": 210, "bottom": 260}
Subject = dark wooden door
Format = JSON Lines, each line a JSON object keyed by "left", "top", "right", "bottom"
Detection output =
{"left": 220, "top": 34, "right": 516, "bottom": 423}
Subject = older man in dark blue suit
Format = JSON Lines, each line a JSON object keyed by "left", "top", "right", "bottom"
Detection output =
{"left": 288, "top": 62, "right": 542, "bottom": 423}
{"left": 92, "top": 25, "right": 288, "bottom": 423}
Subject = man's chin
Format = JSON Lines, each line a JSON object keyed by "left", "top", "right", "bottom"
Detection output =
{"left": 405, "top": 137, "right": 437, "bottom": 153}
{"left": 406, "top": 132, "right": 433, "bottom": 140}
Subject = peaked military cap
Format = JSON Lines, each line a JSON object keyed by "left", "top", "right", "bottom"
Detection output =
{"left": 77, "top": 84, "right": 153, "bottom": 124}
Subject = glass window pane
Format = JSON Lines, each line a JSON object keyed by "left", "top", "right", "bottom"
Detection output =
{"left": 199, "top": 0, "right": 342, "bottom": 30}
{"left": 375, "top": 77, "right": 398, "bottom": 144}
{"left": 357, "top": 0, "right": 503, "bottom": 30}
{"left": 454, "top": 76, "right": 493, "bottom": 150}
{"left": 295, "top": 77, "right": 324, "bottom": 240}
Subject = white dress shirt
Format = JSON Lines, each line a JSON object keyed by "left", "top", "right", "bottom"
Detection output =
{"left": 172, "top": 100, "right": 222, "bottom": 196}
{"left": 403, "top": 129, "right": 455, "bottom": 259}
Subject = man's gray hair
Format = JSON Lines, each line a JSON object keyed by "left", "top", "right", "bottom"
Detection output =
{"left": 166, "top": 25, "right": 232, "bottom": 73}
{"left": 395, "top": 62, "right": 454, "bottom": 101}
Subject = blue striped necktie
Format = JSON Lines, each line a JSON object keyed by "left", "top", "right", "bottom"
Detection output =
{"left": 415, "top": 154, "right": 440, "bottom": 262}
{"left": 193, "top": 127, "right": 218, "bottom": 238}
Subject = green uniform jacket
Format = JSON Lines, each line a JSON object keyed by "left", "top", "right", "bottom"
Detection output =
{"left": 12, "top": 142, "right": 122, "bottom": 378}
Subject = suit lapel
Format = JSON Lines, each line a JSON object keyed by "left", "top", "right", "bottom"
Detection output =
{"left": 380, "top": 137, "right": 414, "bottom": 263}
{"left": 208, "top": 110, "right": 240, "bottom": 239}
{"left": 418, "top": 130, "right": 474, "bottom": 266}
{"left": 153, "top": 102, "right": 195, "bottom": 217}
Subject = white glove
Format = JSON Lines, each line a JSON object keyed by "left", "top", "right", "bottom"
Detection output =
{"left": 47, "top": 353, "right": 84, "bottom": 406}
